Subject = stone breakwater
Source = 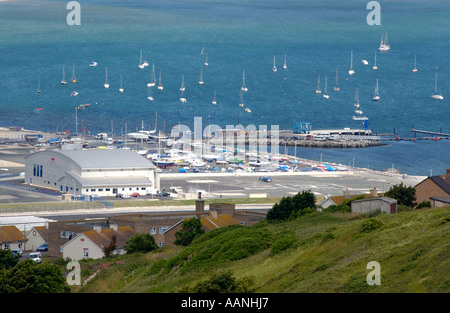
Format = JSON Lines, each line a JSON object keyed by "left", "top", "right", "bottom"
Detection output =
{"left": 279, "top": 139, "right": 386, "bottom": 148}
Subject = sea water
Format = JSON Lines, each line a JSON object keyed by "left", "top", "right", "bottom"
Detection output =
{"left": 0, "top": 0, "right": 448, "bottom": 176}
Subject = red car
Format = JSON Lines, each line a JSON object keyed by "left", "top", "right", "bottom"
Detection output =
{"left": 131, "top": 193, "right": 140, "bottom": 197}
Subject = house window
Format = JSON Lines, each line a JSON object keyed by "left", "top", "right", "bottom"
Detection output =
{"left": 159, "top": 226, "right": 169, "bottom": 234}
{"left": 141, "top": 187, "right": 146, "bottom": 190}
{"left": 5, "top": 243, "right": 10, "bottom": 249}
{"left": 105, "top": 188, "right": 110, "bottom": 192}
{"left": 158, "top": 242, "right": 165, "bottom": 247}
{"left": 83, "top": 248, "right": 89, "bottom": 258}
{"left": 60, "top": 231, "right": 66, "bottom": 238}
{"left": 240, "top": 222, "right": 245, "bottom": 226}
{"left": 60, "top": 246, "right": 64, "bottom": 253}
{"left": 98, "top": 189, "right": 103, "bottom": 192}
{"left": 150, "top": 227, "right": 156, "bottom": 234}
{"left": 86, "top": 189, "right": 89, "bottom": 192}
{"left": 91, "top": 189, "right": 96, "bottom": 192}
{"left": 40, "top": 165, "right": 43, "bottom": 177}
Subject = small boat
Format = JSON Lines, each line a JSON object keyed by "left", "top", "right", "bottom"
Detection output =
{"left": 373, "top": 52, "right": 378, "bottom": 70}
{"left": 71, "top": 91, "right": 78, "bottom": 97}
{"left": 34, "top": 107, "right": 45, "bottom": 111}
{"left": 104, "top": 67, "right": 109, "bottom": 88}
{"left": 143, "top": 60, "right": 149, "bottom": 67}
{"left": 373, "top": 78, "right": 380, "bottom": 101}
{"left": 239, "top": 90, "right": 244, "bottom": 107}
{"left": 352, "top": 88, "right": 368, "bottom": 120}
{"left": 349, "top": 51, "right": 355, "bottom": 75}
{"left": 315, "top": 74, "right": 321, "bottom": 94}
{"left": 241, "top": 70, "right": 248, "bottom": 92}
{"left": 362, "top": 59, "right": 369, "bottom": 65}
{"left": 198, "top": 66, "right": 204, "bottom": 85}
{"left": 71, "top": 64, "right": 77, "bottom": 83}
{"left": 334, "top": 69, "right": 340, "bottom": 91}
{"left": 157, "top": 71, "right": 163, "bottom": 90}
{"left": 36, "top": 77, "right": 41, "bottom": 93}
{"left": 283, "top": 53, "right": 287, "bottom": 69}
{"left": 180, "top": 75, "right": 185, "bottom": 92}
{"left": 272, "top": 55, "right": 277, "bottom": 72}
{"left": 147, "top": 86, "right": 154, "bottom": 101}
{"left": 61, "top": 65, "right": 67, "bottom": 85}
{"left": 212, "top": 91, "right": 217, "bottom": 105}
{"left": 179, "top": 92, "right": 187, "bottom": 103}
{"left": 431, "top": 72, "right": 444, "bottom": 100}
{"left": 378, "top": 31, "right": 391, "bottom": 52}
{"left": 412, "top": 55, "right": 418, "bottom": 73}
{"left": 119, "top": 74, "right": 124, "bottom": 93}
{"left": 90, "top": 61, "right": 98, "bottom": 67}
{"left": 138, "top": 50, "right": 145, "bottom": 69}
{"left": 204, "top": 53, "right": 208, "bottom": 66}
{"left": 323, "top": 75, "right": 329, "bottom": 99}
{"left": 147, "top": 64, "right": 156, "bottom": 87}
{"left": 245, "top": 108, "right": 251, "bottom": 113}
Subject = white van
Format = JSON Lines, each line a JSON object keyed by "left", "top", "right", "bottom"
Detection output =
{"left": 29, "top": 252, "right": 42, "bottom": 264}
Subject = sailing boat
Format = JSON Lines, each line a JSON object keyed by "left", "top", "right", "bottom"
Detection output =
{"left": 373, "top": 79, "right": 380, "bottom": 101}
{"left": 61, "top": 65, "right": 67, "bottom": 85}
{"left": 204, "top": 54, "right": 208, "bottom": 66}
{"left": 239, "top": 90, "right": 244, "bottom": 107}
{"left": 373, "top": 52, "right": 378, "bottom": 70}
{"left": 157, "top": 71, "right": 163, "bottom": 90}
{"left": 104, "top": 67, "right": 110, "bottom": 88}
{"left": 334, "top": 69, "right": 340, "bottom": 91}
{"left": 180, "top": 75, "right": 185, "bottom": 92}
{"left": 283, "top": 53, "right": 287, "bottom": 69}
{"left": 119, "top": 74, "right": 124, "bottom": 93}
{"left": 378, "top": 31, "right": 391, "bottom": 52}
{"left": 431, "top": 72, "right": 444, "bottom": 100}
{"left": 71, "top": 64, "right": 77, "bottom": 83}
{"left": 179, "top": 89, "right": 187, "bottom": 103}
{"left": 198, "top": 66, "right": 204, "bottom": 85}
{"left": 212, "top": 91, "right": 217, "bottom": 105}
{"left": 323, "top": 75, "right": 329, "bottom": 99}
{"left": 147, "top": 64, "right": 156, "bottom": 87}
{"left": 272, "top": 55, "right": 277, "bottom": 72}
{"left": 412, "top": 55, "right": 418, "bottom": 73}
{"left": 36, "top": 77, "right": 41, "bottom": 93}
{"left": 348, "top": 51, "right": 355, "bottom": 75}
{"left": 139, "top": 50, "right": 144, "bottom": 69}
{"left": 352, "top": 88, "right": 368, "bottom": 120}
{"left": 147, "top": 86, "right": 154, "bottom": 101}
{"left": 241, "top": 70, "right": 248, "bottom": 92}
{"left": 315, "top": 74, "right": 322, "bottom": 94}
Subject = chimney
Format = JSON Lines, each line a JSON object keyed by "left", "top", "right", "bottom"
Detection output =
{"left": 446, "top": 169, "right": 450, "bottom": 176}
{"left": 110, "top": 224, "right": 118, "bottom": 231}
{"left": 343, "top": 188, "right": 351, "bottom": 199}
{"left": 196, "top": 200, "right": 205, "bottom": 216}
{"left": 93, "top": 225, "right": 102, "bottom": 233}
{"left": 370, "top": 187, "right": 378, "bottom": 197}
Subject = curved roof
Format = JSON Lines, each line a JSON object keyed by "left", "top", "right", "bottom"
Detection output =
{"left": 27, "top": 149, "right": 155, "bottom": 170}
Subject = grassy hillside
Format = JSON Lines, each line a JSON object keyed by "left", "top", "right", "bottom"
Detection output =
{"left": 76, "top": 207, "right": 450, "bottom": 293}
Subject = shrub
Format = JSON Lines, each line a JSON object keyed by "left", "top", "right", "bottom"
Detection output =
{"left": 359, "top": 218, "right": 384, "bottom": 233}
{"left": 267, "top": 190, "right": 316, "bottom": 222}
{"left": 270, "top": 234, "right": 299, "bottom": 256}
{"left": 385, "top": 183, "right": 416, "bottom": 207}
{"left": 124, "top": 233, "right": 158, "bottom": 254}
{"left": 416, "top": 201, "right": 431, "bottom": 209}
{"left": 174, "top": 218, "right": 205, "bottom": 246}
{"left": 191, "top": 271, "right": 254, "bottom": 293}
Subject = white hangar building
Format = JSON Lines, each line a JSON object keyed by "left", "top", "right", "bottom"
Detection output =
{"left": 25, "top": 149, "right": 160, "bottom": 197}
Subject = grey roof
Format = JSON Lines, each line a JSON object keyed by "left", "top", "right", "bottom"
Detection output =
{"left": 429, "top": 176, "right": 450, "bottom": 195}
{"left": 54, "top": 149, "right": 155, "bottom": 170}
{"left": 66, "top": 171, "right": 155, "bottom": 187}
{"left": 429, "top": 197, "right": 450, "bottom": 204}
{"left": 351, "top": 197, "right": 397, "bottom": 204}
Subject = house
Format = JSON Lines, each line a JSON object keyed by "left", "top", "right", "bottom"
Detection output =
{"left": 61, "top": 225, "right": 136, "bottom": 261}
{"left": 429, "top": 197, "right": 450, "bottom": 208}
{"left": 351, "top": 197, "right": 397, "bottom": 215}
{"left": 24, "top": 149, "right": 160, "bottom": 198}
{"left": 25, "top": 226, "right": 48, "bottom": 251}
{"left": 0, "top": 226, "right": 27, "bottom": 251}
{"left": 415, "top": 169, "right": 450, "bottom": 206}
{"left": 318, "top": 188, "right": 384, "bottom": 210}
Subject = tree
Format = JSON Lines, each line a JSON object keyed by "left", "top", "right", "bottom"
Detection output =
{"left": 267, "top": 190, "right": 316, "bottom": 222}
{"left": 174, "top": 218, "right": 205, "bottom": 246}
{"left": 103, "top": 235, "right": 117, "bottom": 258}
{"left": 0, "top": 250, "right": 19, "bottom": 270}
{"left": 385, "top": 183, "right": 416, "bottom": 207}
{"left": 124, "top": 233, "right": 158, "bottom": 254}
{"left": 0, "top": 260, "right": 65, "bottom": 293}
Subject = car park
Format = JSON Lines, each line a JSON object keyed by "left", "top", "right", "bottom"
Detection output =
{"left": 37, "top": 242, "right": 48, "bottom": 252}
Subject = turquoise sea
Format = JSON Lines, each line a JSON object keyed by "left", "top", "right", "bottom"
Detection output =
{"left": 0, "top": 0, "right": 448, "bottom": 176}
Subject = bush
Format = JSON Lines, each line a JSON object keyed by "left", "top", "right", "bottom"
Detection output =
{"left": 270, "top": 233, "right": 299, "bottom": 256}
{"left": 385, "top": 183, "right": 416, "bottom": 207}
{"left": 359, "top": 218, "right": 384, "bottom": 233}
{"left": 174, "top": 218, "right": 205, "bottom": 246}
{"left": 191, "top": 271, "right": 254, "bottom": 293}
{"left": 416, "top": 201, "right": 431, "bottom": 209}
{"left": 124, "top": 233, "right": 158, "bottom": 254}
{"left": 267, "top": 190, "right": 316, "bottom": 222}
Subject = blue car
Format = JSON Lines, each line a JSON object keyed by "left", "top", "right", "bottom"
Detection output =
{"left": 259, "top": 176, "right": 272, "bottom": 182}
{"left": 37, "top": 242, "right": 48, "bottom": 252}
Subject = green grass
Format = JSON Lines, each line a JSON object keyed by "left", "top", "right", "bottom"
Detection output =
{"left": 72, "top": 207, "right": 450, "bottom": 293}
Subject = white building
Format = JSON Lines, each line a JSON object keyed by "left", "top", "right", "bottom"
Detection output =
{"left": 25, "top": 149, "right": 160, "bottom": 198}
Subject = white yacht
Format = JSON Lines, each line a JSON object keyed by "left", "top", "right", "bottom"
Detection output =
{"left": 373, "top": 52, "right": 378, "bottom": 70}
{"left": 373, "top": 79, "right": 380, "bottom": 101}
{"left": 283, "top": 53, "right": 287, "bottom": 69}
{"left": 147, "top": 64, "right": 156, "bottom": 87}
{"left": 431, "top": 72, "right": 444, "bottom": 100}
{"left": 119, "top": 74, "right": 124, "bottom": 93}
{"left": 104, "top": 67, "right": 109, "bottom": 89}
{"left": 378, "top": 31, "right": 391, "bottom": 52}
{"left": 412, "top": 55, "right": 418, "bottom": 73}
{"left": 272, "top": 55, "right": 277, "bottom": 72}
{"left": 180, "top": 75, "right": 185, "bottom": 92}
{"left": 198, "top": 66, "right": 204, "bottom": 85}
{"left": 212, "top": 91, "right": 217, "bottom": 105}
{"left": 241, "top": 70, "right": 248, "bottom": 92}
{"left": 334, "top": 69, "right": 340, "bottom": 91}
{"left": 157, "top": 71, "right": 163, "bottom": 90}
{"left": 349, "top": 51, "right": 355, "bottom": 75}
{"left": 323, "top": 75, "right": 329, "bottom": 99}
{"left": 90, "top": 61, "right": 98, "bottom": 67}
{"left": 61, "top": 65, "right": 67, "bottom": 85}
{"left": 315, "top": 74, "right": 321, "bottom": 94}
{"left": 147, "top": 86, "right": 154, "bottom": 101}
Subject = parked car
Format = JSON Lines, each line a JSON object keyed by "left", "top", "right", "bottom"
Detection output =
{"left": 259, "top": 176, "right": 272, "bottom": 182}
{"left": 130, "top": 193, "right": 140, "bottom": 197}
{"left": 29, "top": 252, "right": 42, "bottom": 264}
{"left": 157, "top": 192, "right": 170, "bottom": 197}
{"left": 37, "top": 242, "right": 48, "bottom": 252}
{"left": 12, "top": 249, "right": 23, "bottom": 257}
